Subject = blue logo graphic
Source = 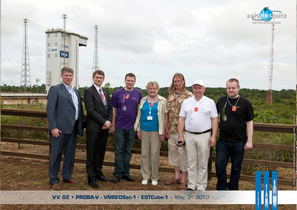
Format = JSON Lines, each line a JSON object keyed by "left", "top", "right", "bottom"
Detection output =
{"left": 60, "top": 50, "right": 69, "bottom": 58}
{"left": 252, "top": 7, "right": 282, "bottom": 22}
{"left": 256, "top": 171, "right": 278, "bottom": 209}
{"left": 260, "top": 7, "right": 273, "bottom": 21}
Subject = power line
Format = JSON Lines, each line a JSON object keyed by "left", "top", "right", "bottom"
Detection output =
{"left": 68, "top": 17, "right": 94, "bottom": 28}
{"left": 30, "top": 17, "right": 61, "bottom": 23}
{"left": 28, "top": 21, "right": 47, "bottom": 29}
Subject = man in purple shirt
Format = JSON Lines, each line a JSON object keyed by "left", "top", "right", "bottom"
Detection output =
{"left": 111, "top": 73, "right": 142, "bottom": 183}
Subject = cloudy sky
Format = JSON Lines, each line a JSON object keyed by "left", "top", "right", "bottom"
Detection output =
{"left": 1, "top": 0, "right": 296, "bottom": 90}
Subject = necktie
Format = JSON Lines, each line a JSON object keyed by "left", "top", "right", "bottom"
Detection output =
{"left": 99, "top": 89, "right": 107, "bottom": 109}
{"left": 69, "top": 90, "right": 74, "bottom": 102}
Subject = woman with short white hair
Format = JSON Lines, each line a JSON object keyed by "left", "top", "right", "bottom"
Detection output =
{"left": 134, "top": 81, "right": 168, "bottom": 186}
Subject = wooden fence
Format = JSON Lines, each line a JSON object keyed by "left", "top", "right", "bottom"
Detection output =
{"left": 1, "top": 108, "right": 296, "bottom": 186}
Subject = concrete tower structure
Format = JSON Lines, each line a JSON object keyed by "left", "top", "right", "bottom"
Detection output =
{"left": 45, "top": 29, "right": 88, "bottom": 93}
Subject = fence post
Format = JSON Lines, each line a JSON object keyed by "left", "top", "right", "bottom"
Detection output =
{"left": 293, "top": 115, "right": 296, "bottom": 186}
{"left": 208, "top": 147, "right": 213, "bottom": 180}
{"left": 49, "top": 132, "right": 51, "bottom": 162}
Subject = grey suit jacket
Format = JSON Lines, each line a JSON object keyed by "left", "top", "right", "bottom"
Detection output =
{"left": 84, "top": 85, "right": 113, "bottom": 133}
{"left": 46, "top": 83, "right": 84, "bottom": 136}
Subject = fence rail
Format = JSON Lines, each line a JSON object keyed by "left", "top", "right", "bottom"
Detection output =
{"left": 1, "top": 108, "right": 296, "bottom": 186}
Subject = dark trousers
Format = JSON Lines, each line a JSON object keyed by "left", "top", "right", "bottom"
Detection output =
{"left": 215, "top": 140, "right": 245, "bottom": 190}
{"left": 113, "top": 128, "right": 135, "bottom": 177}
{"left": 86, "top": 130, "right": 108, "bottom": 179}
{"left": 49, "top": 124, "right": 77, "bottom": 185}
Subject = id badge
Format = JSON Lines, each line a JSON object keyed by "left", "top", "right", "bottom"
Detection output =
{"left": 232, "top": 106, "right": 236, "bottom": 111}
{"left": 147, "top": 116, "right": 153, "bottom": 120}
{"left": 125, "top": 95, "right": 129, "bottom": 99}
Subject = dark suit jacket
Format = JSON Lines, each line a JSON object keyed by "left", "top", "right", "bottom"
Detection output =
{"left": 84, "top": 85, "right": 113, "bottom": 132}
{"left": 46, "top": 83, "right": 84, "bottom": 136}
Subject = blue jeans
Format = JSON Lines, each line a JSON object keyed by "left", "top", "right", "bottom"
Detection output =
{"left": 215, "top": 140, "right": 245, "bottom": 190}
{"left": 113, "top": 128, "right": 135, "bottom": 177}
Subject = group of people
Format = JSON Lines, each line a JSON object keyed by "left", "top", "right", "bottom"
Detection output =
{"left": 47, "top": 67, "right": 254, "bottom": 192}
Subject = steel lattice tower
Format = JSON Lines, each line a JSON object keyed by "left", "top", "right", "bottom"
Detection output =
{"left": 265, "top": 23, "right": 274, "bottom": 104}
{"left": 20, "top": 19, "right": 31, "bottom": 92}
{"left": 92, "top": 25, "right": 100, "bottom": 72}
{"left": 61, "top": 14, "right": 67, "bottom": 67}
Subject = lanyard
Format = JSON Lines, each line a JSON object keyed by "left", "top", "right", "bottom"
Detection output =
{"left": 227, "top": 95, "right": 240, "bottom": 111}
{"left": 124, "top": 88, "right": 133, "bottom": 99}
{"left": 121, "top": 88, "right": 133, "bottom": 111}
{"left": 227, "top": 95, "right": 240, "bottom": 107}
{"left": 172, "top": 92, "right": 179, "bottom": 101}
{"left": 148, "top": 96, "right": 158, "bottom": 116}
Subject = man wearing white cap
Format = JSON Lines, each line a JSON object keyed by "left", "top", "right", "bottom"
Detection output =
{"left": 178, "top": 80, "right": 218, "bottom": 191}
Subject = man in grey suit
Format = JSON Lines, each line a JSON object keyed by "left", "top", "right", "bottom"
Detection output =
{"left": 84, "top": 70, "right": 113, "bottom": 188}
{"left": 46, "top": 66, "right": 84, "bottom": 190}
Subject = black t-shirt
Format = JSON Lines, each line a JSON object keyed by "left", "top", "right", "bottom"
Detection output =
{"left": 216, "top": 96, "right": 254, "bottom": 143}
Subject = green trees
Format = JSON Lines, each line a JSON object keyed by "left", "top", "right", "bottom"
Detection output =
{"left": 1, "top": 83, "right": 46, "bottom": 93}
{"left": 1, "top": 84, "right": 296, "bottom": 124}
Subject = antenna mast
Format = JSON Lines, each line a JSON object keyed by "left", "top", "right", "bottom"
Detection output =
{"left": 92, "top": 25, "right": 100, "bottom": 72}
{"left": 62, "top": 14, "right": 67, "bottom": 67}
{"left": 265, "top": 23, "right": 274, "bottom": 104}
{"left": 20, "top": 19, "right": 31, "bottom": 92}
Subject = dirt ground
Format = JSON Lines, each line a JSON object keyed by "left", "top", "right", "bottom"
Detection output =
{"left": 1, "top": 142, "right": 296, "bottom": 210}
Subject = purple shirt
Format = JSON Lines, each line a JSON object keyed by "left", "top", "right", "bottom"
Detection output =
{"left": 111, "top": 88, "right": 142, "bottom": 129}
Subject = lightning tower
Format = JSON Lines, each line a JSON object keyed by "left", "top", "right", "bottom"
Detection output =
{"left": 61, "top": 14, "right": 67, "bottom": 67}
{"left": 20, "top": 19, "right": 31, "bottom": 92}
{"left": 265, "top": 23, "right": 274, "bottom": 104}
{"left": 92, "top": 25, "right": 100, "bottom": 73}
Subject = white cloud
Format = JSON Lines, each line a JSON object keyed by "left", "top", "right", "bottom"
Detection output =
{"left": 1, "top": 0, "right": 295, "bottom": 90}
{"left": 173, "top": 10, "right": 197, "bottom": 26}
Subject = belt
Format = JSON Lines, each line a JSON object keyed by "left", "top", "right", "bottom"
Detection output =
{"left": 186, "top": 129, "right": 211, "bottom": 135}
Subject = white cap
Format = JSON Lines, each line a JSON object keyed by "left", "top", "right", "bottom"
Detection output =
{"left": 192, "top": 80, "right": 205, "bottom": 87}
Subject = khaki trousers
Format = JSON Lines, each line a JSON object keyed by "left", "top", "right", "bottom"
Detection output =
{"left": 140, "top": 130, "right": 161, "bottom": 181}
{"left": 184, "top": 131, "right": 211, "bottom": 191}
{"left": 168, "top": 133, "right": 187, "bottom": 172}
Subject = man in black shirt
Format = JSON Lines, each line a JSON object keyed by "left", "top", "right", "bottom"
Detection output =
{"left": 216, "top": 78, "right": 254, "bottom": 190}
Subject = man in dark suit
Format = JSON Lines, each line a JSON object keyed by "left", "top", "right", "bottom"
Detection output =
{"left": 84, "top": 70, "right": 113, "bottom": 188}
{"left": 46, "top": 66, "right": 84, "bottom": 190}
